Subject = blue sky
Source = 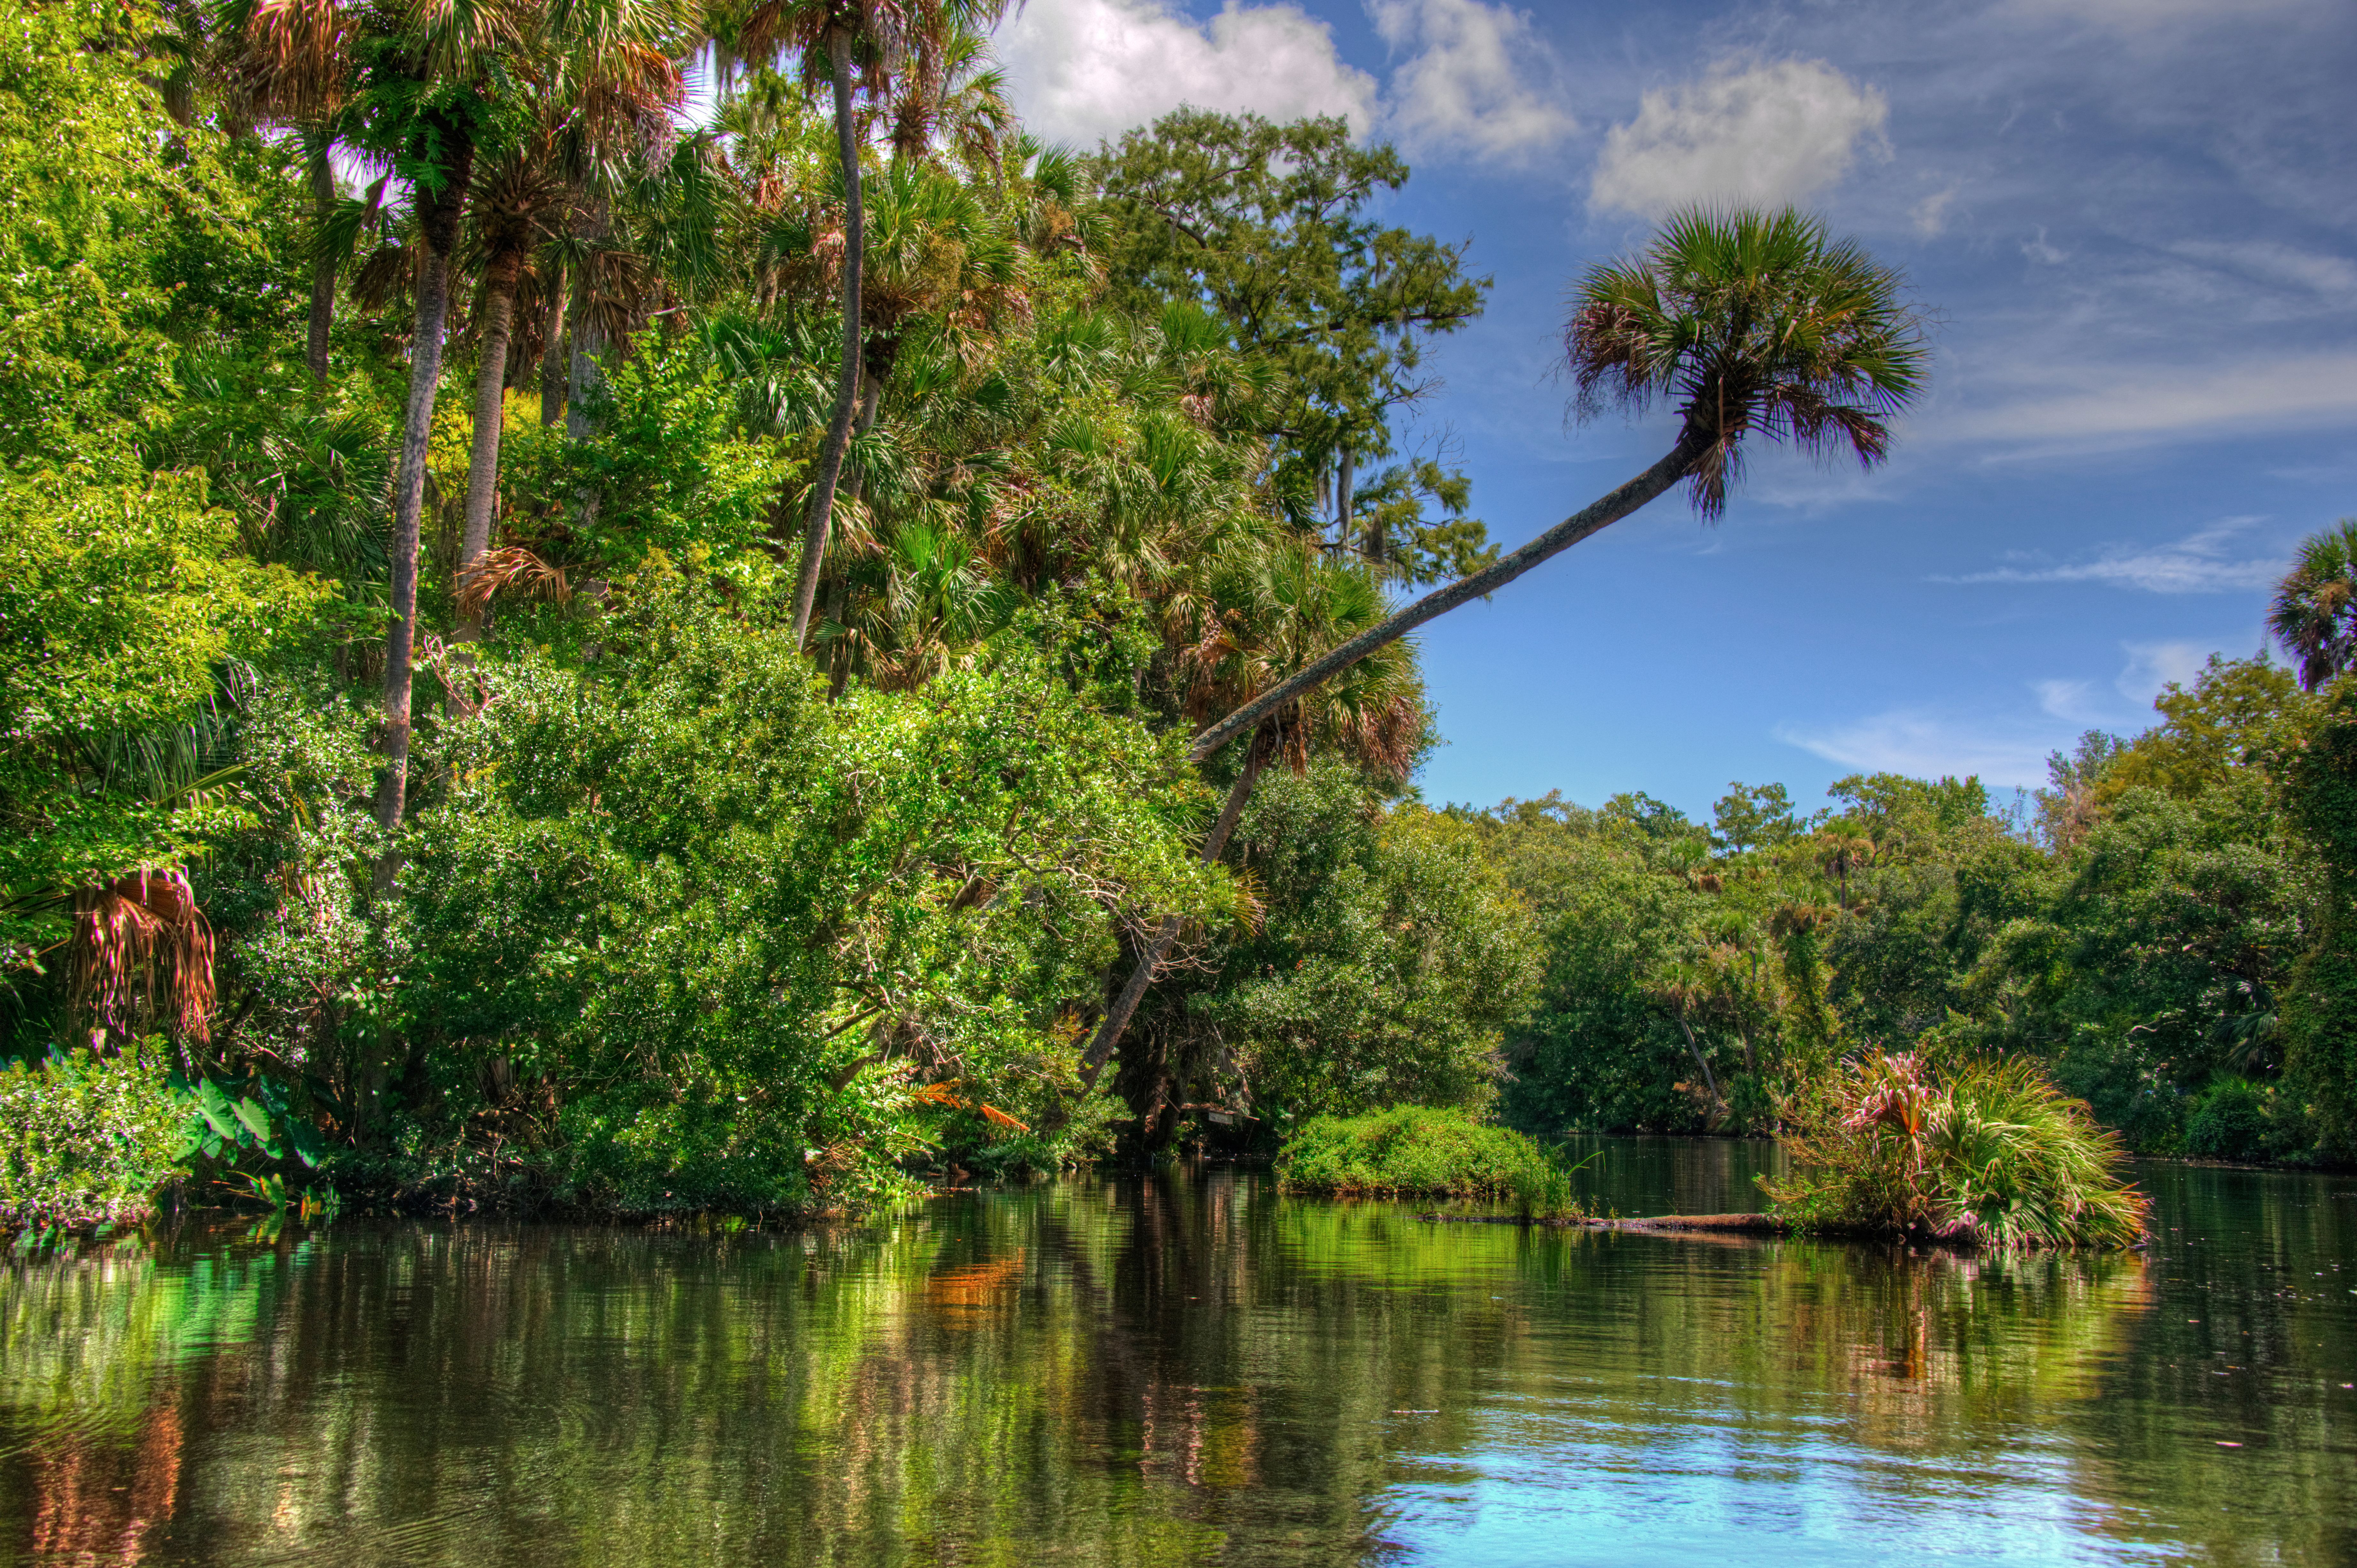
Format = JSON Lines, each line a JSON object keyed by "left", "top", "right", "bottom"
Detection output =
{"left": 990, "top": 0, "right": 2357, "bottom": 818}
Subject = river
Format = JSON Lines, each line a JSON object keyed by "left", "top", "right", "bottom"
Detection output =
{"left": 3, "top": 1142, "right": 2352, "bottom": 1564}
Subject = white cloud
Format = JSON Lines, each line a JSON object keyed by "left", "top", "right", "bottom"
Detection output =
{"left": 1939, "top": 516, "right": 2283, "bottom": 594}
{"left": 994, "top": 0, "right": 1378, "bottom": 149}
{"left": 1941, "top": 351, "right": 2357, "bottom": 447}
{"left": 2168, "top": 240, "right": 2357, "bottom": 302}
{"left": 1589, "top": 58, "right": 1889, "bottom": 218}
{"left": 2034, "top": 677, "right": 2103, "bottom": 722}
{"left": 1368, "top": 0, "right": 1574, "bottom": 162}
{"left": 2116, "top": 639, "right": 2222, "bottom": 704}
{"left": 1911, "top": 186, "right": 1958, "bottom": 238}
{"left": 2021, "top": 227, "right": 2068, "bottom": 265}
{"left": 1774, "top": 709, "right": 2054, "bottom": 787}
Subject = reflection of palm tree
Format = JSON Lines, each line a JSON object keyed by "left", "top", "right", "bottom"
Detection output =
{"left": 1192, "top": 207, "right": 1927, "bottom": 763}
{"left": 2269, "top": 517, "right": 2357, "bottom": 690}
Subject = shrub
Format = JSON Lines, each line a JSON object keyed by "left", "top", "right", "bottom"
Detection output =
{"left": 0, "top": 1046, "right": 185, "bottom": 1224}
{"left": 1278, "top": 1105, "right": 1561, "bottom": 1206}
{"left": 1765, "top": 1052, "right": 2149, "bottom": 1249}
{"left": 2182, "top": 1076, "right": 2279, "bottom": 1162}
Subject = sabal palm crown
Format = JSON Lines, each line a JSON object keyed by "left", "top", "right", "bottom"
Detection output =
{"left": 1187, "top": 206, "right": 1926, "bottom": 765}
{"left": 1568, "top": 206, "right": 1927, "bottom": 518}
{"left": 2268, "top": 518, "right": 2357, "bottom": 691}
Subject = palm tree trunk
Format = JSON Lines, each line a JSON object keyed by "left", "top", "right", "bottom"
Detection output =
{"left": 372, "top": 140, "right": 473, "bottom": 893}
{"left": 566, "top": 291, "right": 604, "bottom": 440}
{"left": 457, "top": 252, "right": 520, "bottom": 641}
{"left": 1335, "top": 443, "right": 1353, "bottom": 552}
{"left": 1675, "top": 1016, "right": 1720, "bottom": 1107}
{"left": 1188, "top": 427, "right": 1706, "bottom": 764}
{"left": 304, "top": 137, "right": 338, "bottom": 387}
{"left": 539, "top": 256, "right": 567, "bottom": 427}
{"left": 1078, "top": 733, "right": 1272, "bottom": 1095}
{"left": 788, "top": 27, "right": 866, "bottom": 653}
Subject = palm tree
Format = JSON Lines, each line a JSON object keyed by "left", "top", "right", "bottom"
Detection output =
{"left": 1188, "top": 207, "right": 1928, "bottom": 765}
{"left": 457, "top": 1, "right": 687, "bottom": 637}
{"left": 1646, "top": 958, "right": 1723, "bottom": 1121}
{"left": 2269, "top": 518, "right": 2357, "bottom": 690}
{"left": 272, "top": 0, "right": 536, "bottom": 879}
{"left": 725, "top": 0, "right": 1005, "bottom": 650}
{"left": 214, "top": 0, "right": 358, "bottom": 386}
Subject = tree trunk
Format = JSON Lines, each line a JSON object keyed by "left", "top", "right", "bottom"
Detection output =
{"left": 566, "top": 297, "right": 604, "bottom": 440}
{"left": 372, "top": 138, "right": 473, "bottom": 893}
{"left": 1188, "top": 428, "right": 1706, "bottom": 764}
{"left": 539, "top": 256, "right": 568, "bottom": 427}
{"left": 304, "top": 137, "right": 338, "bottom": 387}
{"left": 1334, "top": 443, "right": 1353, "bottom": 553}
{"left": 788, "top": 28, "right": 866, "bottom": 653}
{"left": 457, "top": 252, "right": 521, "bottom": 642}
{"left": 1078, "top": 733, "right": 1273, "bottom": 1095}
{"left": 1675, "top": 1016, "right": 1721, "bottom": 1112}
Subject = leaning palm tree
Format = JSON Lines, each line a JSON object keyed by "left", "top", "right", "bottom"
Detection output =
{"left": 2269, "top": 518, "right": 2357, "bottom": 691}
{"left": 1188, "top": 206, "right": 1929, "bottom": 765}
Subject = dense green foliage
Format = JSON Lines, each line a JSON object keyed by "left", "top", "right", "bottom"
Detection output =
{"left": 0, "top": 1048, "right": 185, "bottom": 1223}
{"left": 0, "top": 0, "right": 1537, "bottom": 1215}
{"left": 2, "top": 0, "right": 2345, "bottom": 1231}
{"left": 1276, "top": 1105, "right": 1554, "bottom": 1200}
{"left": 1478, "top": 651, "right": 2352, "bottom": 1166}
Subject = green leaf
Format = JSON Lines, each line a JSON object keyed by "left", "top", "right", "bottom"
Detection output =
{"left": 232, "top": 1096, "right": 282, "bottom": 1159}
{"left": 195, "top": 1078, "right": 242, "bottom": 1142}
{"left": 283, "top": 1115, "right": 326, "bottom": 1170}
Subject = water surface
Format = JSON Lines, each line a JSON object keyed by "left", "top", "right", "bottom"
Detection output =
{"left": 4, "top": 1146, "right": 2353, "bottom": 1565}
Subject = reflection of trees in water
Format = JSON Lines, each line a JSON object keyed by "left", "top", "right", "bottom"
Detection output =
{"left": 0, "top": 1175, "right": 2347, "bottom": 1564}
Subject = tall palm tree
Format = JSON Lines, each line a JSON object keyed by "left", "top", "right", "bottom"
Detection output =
{"left": 214, "top": 0, "right": 358, "bottom": 386}
{"left": 2269, "top": 518, "right": 2357, "bottom": 691}
{"left": 1188, "top": 207, "right": 1928, "bottom": 765}
{"left": 456, "top": 0, "right": 687, "bottom": 637}
{"left": 302, "top": 0, "right": 537, "bottom": 879}
{"left": 726, "top": 0, "right": 1004, "bottom": 650}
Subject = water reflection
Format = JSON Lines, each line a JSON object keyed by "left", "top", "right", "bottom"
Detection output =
{"left": 2, "top": 1156, "right": 2352, "bottom": 1565}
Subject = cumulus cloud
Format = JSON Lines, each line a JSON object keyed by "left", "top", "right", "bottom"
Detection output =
{"left": 1941, "top": 351, "right": 2357, "bottom": 447}
{"left": 1939, "top": 517, "right": 2284, "bottom": 594}
{"left": 1589, "top": 58, "right": 1889, "bottom": 218}
{"left": 994, "top": 0, "right": 1378, "bottom": 149}
{"left": 1368, "top": 0, "right": 1574, "bottom": 162}
{"left": 1773, "top": 709, "right": 2054, "bottom": 787}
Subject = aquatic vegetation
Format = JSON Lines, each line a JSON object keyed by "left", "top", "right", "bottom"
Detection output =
{"left": 1766, "top": 1052, "right": 2150, "bottom": 1249}
{"left": 1278, "top": 1105, "right": 1574, "bottom": 1213}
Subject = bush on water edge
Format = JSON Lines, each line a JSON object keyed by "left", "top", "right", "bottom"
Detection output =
{"left": 0, "top": 1048, "right": 185, "bottom": 1226}
{"left": 1277, "top": 1105, "right": 1577, "bottom": 1215}
{"left": 1764, "top": 1053, "right": 2150, "bottom": 1250}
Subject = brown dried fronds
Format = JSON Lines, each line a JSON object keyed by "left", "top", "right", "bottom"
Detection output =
{"left": 456, "top": 544, "right": 572, "bottom": 620}
{"left": 69, "top": 867, "right": 216, "bottom": 1044}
